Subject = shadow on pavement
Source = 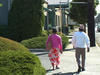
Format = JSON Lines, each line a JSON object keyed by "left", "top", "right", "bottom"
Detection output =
{"left": 64, "top": 48, "right": 74, "bottom": 51}
{"left": 36, "top": 52, "right": 48, "bottom": 56}
{"left": 53, "top": 72, "right": 78, "bottom": 75}
{"left": 30, "top": 48, "right": 75, "bottom": 56}
{"left": 30, "top": 49, "right": 46, "bottom": 52}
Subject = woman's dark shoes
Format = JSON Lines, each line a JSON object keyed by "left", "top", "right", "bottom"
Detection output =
{"left": 56, "top": 66, "right": 60, "bottom": 69}
{"left": 77, "top": 67, "right": 85, "bottom": 73}
{"left": 77, "top": 66, "right": 81, "bottom": 73}
{"left": 77, "top": 68, "right": 81, "bottom": 73}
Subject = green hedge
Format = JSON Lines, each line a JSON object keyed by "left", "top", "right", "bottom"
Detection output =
{"left": 61, "top": 34, "right": 69, "bottom": 49}
{"left": 0, "top": 37, "right": 29, "bottom": 52}
{"left": 21, "top": 37, "right": 47, "bottom": 49}
{"left": 0, "top": 25, "right": 9, "bottom": 38}
{"left": 8, "top": 0, "right": 44, "bottom": 41}
{"left": 21, "top": 33, "right": 69, "bottom": 49}
{"left": 0, "top": 50, "right": 46, "bottom": 75}
{"left": 0, "top": 37, "right": 46, "bottom": 75}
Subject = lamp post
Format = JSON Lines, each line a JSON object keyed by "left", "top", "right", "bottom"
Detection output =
{"left": 59, "top": 1, "right": 62, "bottom": 33}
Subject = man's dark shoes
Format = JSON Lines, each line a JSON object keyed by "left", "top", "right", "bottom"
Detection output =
{"left": 82, "top": 68, "right": 85, "bottom": 71}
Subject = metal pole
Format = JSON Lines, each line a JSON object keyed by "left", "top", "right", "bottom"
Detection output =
{"left": 60, "top": 2, "right": 62, "bottom": 33}
{"left": 66, "top": 0, "right": 70, "bottom": 35}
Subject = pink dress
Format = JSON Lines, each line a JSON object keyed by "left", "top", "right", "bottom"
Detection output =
{"left": 46, "top": 34, "right": 62, "bottom": 66}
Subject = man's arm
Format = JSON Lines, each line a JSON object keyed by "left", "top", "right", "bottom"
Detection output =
{"left": 85, "top": 34, "right": 90, "bottom": 52}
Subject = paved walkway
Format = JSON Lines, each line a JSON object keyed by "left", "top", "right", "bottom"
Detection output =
{"left": 31, "top": 29, "right": 100, "bottom": 75}
{"left": 46, "top": 45, "right": 100, "bottom": 75}
{"left": 31, "top": 40, "right": 100, "bottom": 75}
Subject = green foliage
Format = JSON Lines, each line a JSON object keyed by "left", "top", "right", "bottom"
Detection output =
{"left": 58, "top": 33, "right": 69, "bottom": 49}
{"left": 0, "top": 50, "right": 46, "bottom": 75}
{"left": 21, "top": 32, "right": 69, "bottom": 49}
{"left": 0, "top": 3, "right": 3, "bottom": 7}
{"left": 70, "top": 0, "right": 98, "bottom": 24}
{"left": 0, "top": 37, "right": 29, "bottom": 52}
{"left": 40, "top": 30, "right": 48, "bottom": 37}
{"left": 8, "top": 0, "right": 45, "bottom": 41}
{"left": 21, "top": 36, "right": 47, "bottom": 49}
{"left": 0, "top": 25, "right": 9, "bottom": 38}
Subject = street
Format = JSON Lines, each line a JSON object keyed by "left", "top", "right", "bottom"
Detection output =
{"left": 95, "top": 26, "right": 100, "bottom": 45}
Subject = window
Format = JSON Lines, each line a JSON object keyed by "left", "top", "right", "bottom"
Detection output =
{"left": 0, "top": 3, "right": 3, "bottom": 7}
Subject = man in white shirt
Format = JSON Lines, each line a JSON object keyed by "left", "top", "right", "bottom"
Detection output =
{"left": 72, "top": 24, "right": 90, "bottom": 73}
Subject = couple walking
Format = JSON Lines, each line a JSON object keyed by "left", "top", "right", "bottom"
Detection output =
{"left": 46, "top": 24, "right": 90, "bottom": 73}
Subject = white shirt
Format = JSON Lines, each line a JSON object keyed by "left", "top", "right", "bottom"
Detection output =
{"left": 72, "top": 31, "right": 90, "bottom": 48}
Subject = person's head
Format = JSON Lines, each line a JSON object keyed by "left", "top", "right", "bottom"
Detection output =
{"left": 52, "top": 28, "right": 57, "bottom": 34}
{"left": 79, "top": 24, "right": 84, "bottom": 32}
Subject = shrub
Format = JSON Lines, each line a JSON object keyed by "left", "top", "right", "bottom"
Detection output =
{"left": 21, "top": 36, "right": 47, "bottom": 49}
{"left": 57, "top": 32, "right": 69, "bottom": 49}
{"left": 62, "top": 34, "right": 69, "bottom": 49}
{"left": 0, "top": 36, "right": 29, "bottom": 52}
{"left": 21, "top": 33, "right": 69, "bottom": 49}
{"left": 0, "top": 25, "right": 9, "bottom": 38}
{"left": 40, "top": 30, "right": 48, "bottom": 37}
{"left": 0, "top": 50, "right": 46, "bottom": 75}
{"left": 8, "top": 0, "right": 44, "bottom": 41}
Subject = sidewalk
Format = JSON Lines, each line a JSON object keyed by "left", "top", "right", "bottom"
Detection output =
{"left": 31, "top": 30, "right": 100, "bottom": 75}
{"left": 45, "top": 31, "right": 100, "bottom": 75}
{"left": 46, "top": 44, "right": 100, "bottom": 75}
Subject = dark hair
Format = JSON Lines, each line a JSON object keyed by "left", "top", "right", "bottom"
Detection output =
{"left": 52, "top": 28, "right": 57, "bottom": 33}
{"left": 79, "top": 28, "right": 84, "bottom": 32}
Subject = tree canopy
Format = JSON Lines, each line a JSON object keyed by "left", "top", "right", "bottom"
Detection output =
{"left": 70, "top": 0, "right": 99, "bottom": 24}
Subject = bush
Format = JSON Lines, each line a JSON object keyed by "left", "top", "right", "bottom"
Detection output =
{"left": 40, "top": 30, "right": 48, "bottom": 37}
{"left": 0, "top": 25, "right": 9, "bottom": 38}
{"left": 21, "top": 36, "right": 47, "bottom": 49}
{"left": 60, "top": 33, "right": 69, "bottom": 49}
{"left": 8, "top": 0, "right": 44, "bottom": 41}
{"left": 0, "top": 37, "right": 29, "bottom": 52}
{"left": 0, "top": 50, "right": 46, "bottom": 75}
{"left": 21, "top": 33, "right": 69, "bottom": 49}
{"left": 62, "top": 34, "right": 69, "bottom": 49}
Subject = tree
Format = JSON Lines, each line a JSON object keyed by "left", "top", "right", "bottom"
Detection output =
{"left": 70, "top": 0, "right": 99, "bottom": 46}
{"left": 70, "top": 0, "right": 99, "bottom": 24}
{"left": 87, "top": 0, "right": 98, "bottom": 46}
{"left": 8, "top": 0, "right": 44, "bottom": 41}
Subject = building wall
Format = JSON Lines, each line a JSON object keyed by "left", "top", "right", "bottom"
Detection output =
{"left": 0, "top": 0, "right": 8, "bottom": 25}
{"left": 0, "top": 0, "right": 13, "bottom": 25}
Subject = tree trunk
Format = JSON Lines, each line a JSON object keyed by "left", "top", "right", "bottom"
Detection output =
{"left": 88, "top": 0, "right": 95, "bottom": 47}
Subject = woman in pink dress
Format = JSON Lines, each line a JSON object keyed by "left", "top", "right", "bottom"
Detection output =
{"left": 46, "top": 28, "right": 63, "bottom": 70}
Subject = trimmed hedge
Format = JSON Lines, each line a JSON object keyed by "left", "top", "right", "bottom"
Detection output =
{"left": 0, "top": 25, "right": 9, "bottom": 38}
{"left": 0, "top": 37, "right": 29, "bottom": 52}
{"left": 21, "top": 36, "right": 47, "bottom": 49}
{"left": 61, "top": 34, "right": 69, "bottom": 49}
{"left": 8, "top": 0, "right": 44, "bottom": 41}
{"left": 21, "top": 33, "right": 69, "bottom": 49}
{"left": 0, "top": 50, "right": 46, "bottom": 75}
{"left": 0, "top": 37, "right": 46, "bottom": 75}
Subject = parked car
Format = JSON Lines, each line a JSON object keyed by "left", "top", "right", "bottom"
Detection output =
{"left": 97, "top": 25, "right": 100, "bottom": 32}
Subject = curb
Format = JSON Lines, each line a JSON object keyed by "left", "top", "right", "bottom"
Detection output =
{"left": 29, "top": 49, "right": 46, "bottom": 52}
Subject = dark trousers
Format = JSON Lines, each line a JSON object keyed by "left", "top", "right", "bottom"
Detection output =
{"left": 75, "top": 48, "right": 86, "bottom": 68}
